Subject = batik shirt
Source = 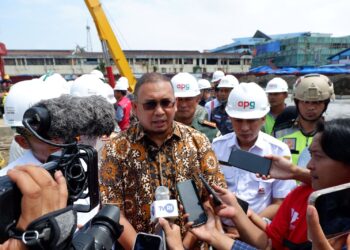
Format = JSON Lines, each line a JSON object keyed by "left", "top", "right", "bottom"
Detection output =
{"left": 99, "top": 121, "right": 226, "bottom": 233}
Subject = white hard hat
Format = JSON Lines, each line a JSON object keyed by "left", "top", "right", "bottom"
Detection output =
{"left": 40, "top": 72, "right": 70, "bottom": 94}
{"left": 100, "top": 83, "right": 117, "bottom": 104}
{"left": 114, "top": 77, "right": 129, "bottom": 91}
{"left": 198, "top": 79, "right": 212, "bottom": 90}
{"left": 226, "top": 82, "right": 270, "bottom": 119}
{"left": 265, "top": 77, "right": 288, "bottom": 93}
{"left": 90, "top": 69, "right": 105, "bottom": 80}
{"left": 70, "top": 74, "right": 105, "bottom": 97}
{"left": 211, "top": 70, "right": 225, "bottom": 83}
{"left": 4, "top": 79, "right": 65, "bottom": 127}
{"left": 171, "top": 72, "right": 200, "bottom": 98}
{"left": 217, "top": 75, "right": 239, "bottom": 89}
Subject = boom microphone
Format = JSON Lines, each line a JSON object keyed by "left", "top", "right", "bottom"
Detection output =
{"left": 23, "top": 94, "right": 115, "bottom": 143}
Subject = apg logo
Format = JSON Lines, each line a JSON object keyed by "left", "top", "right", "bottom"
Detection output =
{"left": 158, "top": 203, "right": 175, "bottom": 213}
{"left": 238, "top": 101, "right": 255, "bottom": 109}
{"left": 176, "top": 83, "right": 190, "bottom": 91}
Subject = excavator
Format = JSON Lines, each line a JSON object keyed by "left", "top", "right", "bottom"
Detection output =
{"left": 85, "top": 0, "right": 136, "bottom": 91}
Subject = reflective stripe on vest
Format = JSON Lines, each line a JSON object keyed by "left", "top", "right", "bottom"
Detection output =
{"left": 279, "top": 130, "right": 314, "bottom": 165}
{"left": 264, "top": 113, "right": 275, "bottom": 135}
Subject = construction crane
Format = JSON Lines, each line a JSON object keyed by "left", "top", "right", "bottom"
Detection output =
{"left": 84, "top": 0, "right": 136, "bottom": 91}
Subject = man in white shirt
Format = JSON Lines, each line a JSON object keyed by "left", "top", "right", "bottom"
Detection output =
{"left": 212, "top": 82, "right": 296, "bottom": 219}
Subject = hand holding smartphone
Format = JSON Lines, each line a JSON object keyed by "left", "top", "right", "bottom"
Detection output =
{"left": 198, "top": 174, "right": 249, "bottom": 213}
{"left": 308, "top": 182, "right": 350, "bottom": 239}
{"left": 133, "top": 232, "right": 162, "bottom": 250}
{"left": 176, "top": 179, "right": 208, "bottom": 227}
{"left": 220, "top": 149, "right": 272, "bottom": 176}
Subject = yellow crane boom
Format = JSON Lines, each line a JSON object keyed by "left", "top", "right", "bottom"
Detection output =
{"left": 85, "top": 0, "right": 136, "bottom": 91}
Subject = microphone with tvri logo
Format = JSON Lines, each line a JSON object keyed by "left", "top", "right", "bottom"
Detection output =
{"left": 151, "top": 186, "right": 179, "bottom": 222}
{"left": 151, "top": 186, "right": 179, "bottom": 250}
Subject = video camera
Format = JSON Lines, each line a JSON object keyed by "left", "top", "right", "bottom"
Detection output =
{"left": 0, "top": 106, "right": 100, "bottom": 243}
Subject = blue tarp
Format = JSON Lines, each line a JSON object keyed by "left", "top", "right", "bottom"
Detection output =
{"left": 249, "top": 66, "right": 350, "bottom": 75}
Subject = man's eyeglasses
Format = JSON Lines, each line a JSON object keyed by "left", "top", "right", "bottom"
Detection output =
{"left": 139, "top": 99, "right": 175, "bottom": 111}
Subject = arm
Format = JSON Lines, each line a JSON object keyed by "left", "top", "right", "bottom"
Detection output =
{"left": 115, "top": 105, "right": 124, "bottom": 122}
{"left": 261, "top": 155, "right": 311, "bottom": 185}
{"left": 212, "top": 185, "right": 269, "bottom": 249}
{"left": 259, "top": 198, "right": 283, "bottom": 219}
{"left": 1, "top": 165, "right": 68, "bottom": 249}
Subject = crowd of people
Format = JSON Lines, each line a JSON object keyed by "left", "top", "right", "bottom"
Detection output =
{"left": 0, "top": 69, "right": 349, "bottom": 250}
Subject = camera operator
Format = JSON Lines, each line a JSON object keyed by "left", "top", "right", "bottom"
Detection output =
{"left": 0, "top": 165, "right": 69, "bottom": 250}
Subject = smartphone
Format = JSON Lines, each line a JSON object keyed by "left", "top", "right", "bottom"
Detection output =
{"left": 198, "top": 174, "right": 223, "bottom": 206}
{"left": 221, "top": 149, "right": 272, "bottom": 176}
{"left": 133, "top": 232, "right": 162, "bottom": 250}
{"left": 308, "top": 182, "right": 350, "bottom": 239}
{"left": 176, "top": 179, "right": 208, "bottom": 227}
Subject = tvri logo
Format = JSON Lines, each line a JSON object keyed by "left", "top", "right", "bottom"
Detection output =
{"left": 237, "top": 101, "right": 256, "bottom": 109}
{"left": 176, "top": 83, "right": 190, "bottom": 91}
{"left": 158, "top": 203, "right": 175, "bottom": 213}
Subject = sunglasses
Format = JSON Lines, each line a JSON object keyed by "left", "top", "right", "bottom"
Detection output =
{"left": 139, "top": 99, "right": 175, "bottom": 111}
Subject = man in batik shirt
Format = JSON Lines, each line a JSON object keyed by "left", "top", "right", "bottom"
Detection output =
{"left": 99, "top": 72, "right": 226, "bottom": 249}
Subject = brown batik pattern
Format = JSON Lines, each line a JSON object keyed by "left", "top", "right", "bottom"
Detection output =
{"left": 99, "top": 121, "right": 226, "bottom": 233}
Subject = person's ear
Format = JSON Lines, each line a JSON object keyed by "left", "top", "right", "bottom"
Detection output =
{"left": 14, "top": 135, "right": 30, "bottom": 149}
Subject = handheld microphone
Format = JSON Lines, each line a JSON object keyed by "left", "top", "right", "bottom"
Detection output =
{"left": 151, "top": 186, "right": 179, "bottom": 222}
{"left": 151, "top": 186, "right": 179, "bottom": 250}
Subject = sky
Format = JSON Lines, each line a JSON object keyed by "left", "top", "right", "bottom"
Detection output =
{"left": 1, "top": 0, "right": 349, "bottom": 52}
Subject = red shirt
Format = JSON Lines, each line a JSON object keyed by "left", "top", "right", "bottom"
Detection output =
{"left": 266, "top": 185, "right": 313, "bottom": 249}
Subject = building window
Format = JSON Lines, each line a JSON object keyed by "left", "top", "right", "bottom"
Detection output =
{"left": 160, "top": 58, "right": 173, "bottom": 65}
{"left": 27, "top": 58, "right": 45, "bottom": 65}
{"left": 135, "top": 58, "right": 149, "bottom": 65}
{"left": 4, "top": 58, "right": 16, "bottom": 65}
{"left": 206, "top": 58, "right": 218, "bottom": 65}
{"left": 85, "top": 58, "right": 99, "bottom": 65}
{"left": 16, "top": 58, "right": 26, "bottom": 66}
{"left": 184, "top": 58, "right": 193, "bottom": 64}
{"left": 45, "top": 58, "right": 54, "bottom": 65}
{"left": 229, "top": 59, "right": 240, "bottom": 65}
{"left": 55, "top": 58, "right": 71, "bottom": 65}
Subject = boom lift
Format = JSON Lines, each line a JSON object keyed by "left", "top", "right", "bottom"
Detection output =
{"left": 84, "top": 0, "right": 136, "bottom": 91}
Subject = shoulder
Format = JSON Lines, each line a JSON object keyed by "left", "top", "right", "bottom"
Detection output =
{"left": 198, "top": 119, "right": 217, "bottom": 128}
{"left": 212, "top": 132, "right": 235, "bottom": 145}
{"left": 261, "top": 132, "right": 290, "bottom": 149}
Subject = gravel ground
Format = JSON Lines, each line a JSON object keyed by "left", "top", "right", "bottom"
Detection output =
{"left": 0, "top": 118, "right": 12, "bottom": 168}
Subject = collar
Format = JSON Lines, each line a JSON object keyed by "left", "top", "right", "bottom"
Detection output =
{"left": 132, "top": 121, "right": 182, "bottom": 143}
{"left": 228, "top": 131, "right": 265, "bottom": 152}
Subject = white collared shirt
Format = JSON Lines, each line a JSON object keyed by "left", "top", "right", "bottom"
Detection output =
{"left": 0, "top": 151, "right": 42, "bottom": 176}
{"left": 212, "top": 131, "right": 296, "bottom": 214}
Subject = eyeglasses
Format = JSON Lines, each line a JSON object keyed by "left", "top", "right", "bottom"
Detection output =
{"left": 139, "top": 99, "right": 175, "bottom": 111}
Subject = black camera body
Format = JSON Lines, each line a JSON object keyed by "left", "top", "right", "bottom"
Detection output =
{"left": 0, "top": 144, "right": 100, "bottom": 243}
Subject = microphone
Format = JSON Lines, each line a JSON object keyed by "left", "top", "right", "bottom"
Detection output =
{"left": 151, "top": 186, "right": 179, "bottom": 222}
{"left": 22, "top": 94, "right": 116, "bottom": 143}
{"left": 151, "top": 186, "right": 179, "bottom": 250}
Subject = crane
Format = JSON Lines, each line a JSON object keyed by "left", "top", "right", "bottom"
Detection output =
{"left": 84, "top": 0, "right": 136, "bottom": 91}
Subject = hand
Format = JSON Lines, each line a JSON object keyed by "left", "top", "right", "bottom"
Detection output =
{"left": 159, "top": 218, "right": 184, "bottom": 250}
{"left": 1, "top": 165, "right": 68, "bottom": 249}
{"left": 257, "top": 155, "right": 295, "bottom": 180}
{"left": 211, "top": 185, "right": 240, "bottom": 219}
{"left": 185, "top": 204, "right": 234, "bottom": 250}
{"left": 307, "top": 205, "right": 350, "bottom": 250}
{"left": 7, "top": 165, "right": 68, "bottom": 230}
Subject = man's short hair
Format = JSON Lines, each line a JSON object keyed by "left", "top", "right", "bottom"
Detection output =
{"left": 134, "top": 73, "right": 173, "bottom": 101}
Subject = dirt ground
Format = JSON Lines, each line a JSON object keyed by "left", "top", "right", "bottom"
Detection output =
{"left": 0, "top": 118, "right": 13, "bottom": 168}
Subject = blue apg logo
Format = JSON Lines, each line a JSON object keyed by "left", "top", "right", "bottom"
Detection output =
{"left": 159, "top": 203, "right": 175, "bottom": 213}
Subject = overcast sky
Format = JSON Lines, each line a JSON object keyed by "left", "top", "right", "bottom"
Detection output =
{"left": 1, "top": 0, "right": 349, "bottom": 52}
